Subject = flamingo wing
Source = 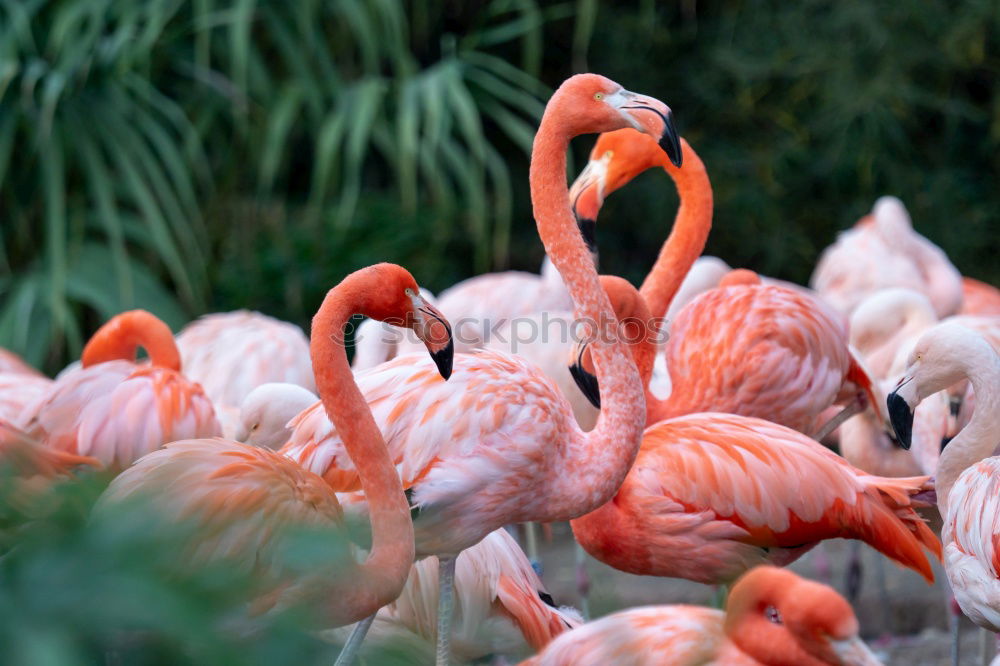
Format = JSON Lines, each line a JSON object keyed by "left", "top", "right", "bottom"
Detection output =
{"left": 944, "top": 458, "right": 1000, "bottom": 631}
{"left": 622, "top": 413, "right": 939, "bottom": 582}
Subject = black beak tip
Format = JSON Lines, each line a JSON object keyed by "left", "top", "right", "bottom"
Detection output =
{"left": 431, "top": 337, "right": 454, "bottom": 381}
{"left": 659, "top": 110, "right": 682, "bottom": 168}
{"left": 886, "top": 391, "right": 914, "bottom": 450}
{"left": 569, "top": 363, "right": 601, "bottom": 409}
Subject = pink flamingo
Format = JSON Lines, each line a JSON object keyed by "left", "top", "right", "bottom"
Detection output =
{"left": 0, "top": 348, "right": 44, "bottom": 377}
{"left": 887, "top": 323, "right": 1000, "bottom": 644}
{"left": 960, "top": 277, "right": 1000, "bottom": 316}
{"left": 343, "top": 528, "right": 580, "bottom": 662}
{"left": 176, "top": 310, "right": 315, "bottom": 410}
{"left": 567, "top": 130, "right": 874, "bottom": 439}
{"left": 0, "top": 418, "right": 99, "bottom": 480}
{"left": 99, "top": 263, "right": 454, "bottom": 665}
{"left": 235, "top": 382, "right": 318, "bottom": 449}
{"left": 566, "top": 280, "right": 941, "bottom": 588}
{"left": 18, "top": 310, "right": 220, "bottom": 469}
{"left": 810, "top": 196, "right": 963, "bottom": 318}
{"left": 281, "top": 73, "right": 679, "bottom": 665}
{"left": 519, "top": 566, "right": 881, "bottom": 666}
{"left": 0, "top": 372, "right": 52, "bottom": 424}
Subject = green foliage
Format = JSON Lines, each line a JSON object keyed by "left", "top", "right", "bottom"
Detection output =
{"left": 0, "top": 468, "right": 421, "bottom": 665}
{"left": 1, "top": 0, "right": 560, "bottom": 371}
{"left": 580, "top": 0, "right": 1000, "bottom": 288}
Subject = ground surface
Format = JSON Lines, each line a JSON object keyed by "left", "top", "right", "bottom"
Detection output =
{"left": 531, "top": 523, "right": 993, "bottom": 666}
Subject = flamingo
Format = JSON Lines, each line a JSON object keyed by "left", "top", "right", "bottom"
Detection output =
{"left": 280, "top": 73, "right": 680, "bottom": 666}
{"left": 18, "top": 310, "right": 220, "bottom": 469}
{"left": 0, "top": 418, "right": 99, "bottom": 480}
{"left": 566, "top": 279, "right": 941, "bottom": 588}
{"left": 568, "top": 130, "right": 873, "bottom": 438}
{"left": 518, "top": 566, "right": 881, "bottom": 666}
{"left": 98, "top": 263, "right": 454, "bottom": 665}
{"left": 176, "top": 310, "right": 316, "bottom": 410}
{"left": 0, "top": 372, "right": 52, "bottom": 424}
{"left": 334, "top": 528, "right": 580, "bottom": 662}
{"left": 887, "top": 323, "right": 1000, "bottom": 642}
{"left": 810, "top": 196, "right": 963, "bottom": 318}
{"left": 235, "top": 382, "right": 318, "bottom": 449}
{"left": 0, "top": 348, "right": 44, "bottom": 376}
{"left": 960, "top": 277, "right": 1000, "bottom": 316}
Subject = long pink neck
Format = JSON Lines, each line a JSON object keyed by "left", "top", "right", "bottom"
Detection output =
{"left": 638, "top": 141, "right": 713, "bottom": 328}
{"left": 81, "top": 310, "right": 181, "bottom": 370}
{"left": 310, "top": 275, "right": 414, "bottom": 623}
{"left": 936, "top": 347, "right": 1000, "bottom": 517}
{"left": 529, "top": 102, "right": 646, "bottom": 516}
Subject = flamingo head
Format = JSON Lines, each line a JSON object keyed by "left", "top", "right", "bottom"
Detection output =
{"left": 552, "top": 74, "right": 681, "bottom": 168}
{"left": 353, "top": 264, "right": 454, "bottom": 380}
{"left": 726, "top": 566, "right": 880, "bottom": 665}
{"left": 888, "top": 322, "right": 994, "bottom": 449}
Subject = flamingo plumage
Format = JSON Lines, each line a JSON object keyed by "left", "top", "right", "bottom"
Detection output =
{"left": 18, "top": 310, "right": 220, "bottom": 469}
{"left": 960, "top": 277, "right": 1000, "bottom": 316}
{"left": 0, "top": 348, "right": 44, "bottom": 377}
{"left": 888, "top": 322, "right": 1000, "bottom": 633}
{"left": 344, "top": 528, "right": 580, "bottom": 662}
{"left": 176, "top": 310, "right": 315, "bottom": 410}
{"left": 568, "top": 130, "right": 873, "bottom": 437}
{"left": 810, "top": 196, "right": 963, "bottom": 318}
{"left": 282, "top": 73, "right": 680, "bottom": 665}
{"left": 519, "top": 566, "right": 881, "bottom": 666}
{"left": 99, "top": 264, "right": 453, "bottom": 646}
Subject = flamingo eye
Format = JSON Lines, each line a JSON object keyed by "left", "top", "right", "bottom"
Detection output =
{"left": 604, "top": 150, "right": 614, "bottom": 159}
{"left": 404, "top": 288, "right": 415, "bottom": 297}
{"left": 594, "top": 92, "right": 604, "bottom": 101}
{"left": 765, "top": 605, "right": 782, "bottom": 624}
{"left": 250, "top": 423, "right": 259, "bottom": 432}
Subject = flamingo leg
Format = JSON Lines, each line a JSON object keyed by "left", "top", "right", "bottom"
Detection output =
{"left": 574, "top": 541, "right": 591, "bottom": 620}
{"left": 436, "top": 555, "right": 457, "bottom": 666}
{"left": 334, "top": 613, "right": 375, "bottom": 666}
{"left": 950, "top": 596, "right": 962, "bottom": 666}
{"left": 525, "top": 521, "right": 541, "bottom": 575}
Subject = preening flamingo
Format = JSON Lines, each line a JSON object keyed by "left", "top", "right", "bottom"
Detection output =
{"left": 99, "top": 264, "right": 453, "bottom": 664}
{"left": 281, "top": 73, "right": 679, "bottom": 665}
{"left": 519, "top": 566, "right": 881, "bottom": 666}
{"left": 176, "top": 310, "right": 315, "bottom": 409}
{"left": 18, "top": 310, "right": 220, "bottom": 469}
{"left": 810, "top": 196, "right": 963, "bottom": 318}
{"left": 337, "top": 528, "right": 580, "bottom": 662}
{"left": 960, "top": 277, "right": 1000, "bottom": 316}
{"left": 888, "top": 323, "right": 1000, "bottom": 634}
{"left": 235, "top": 382, "right": 318, "bottom": 449}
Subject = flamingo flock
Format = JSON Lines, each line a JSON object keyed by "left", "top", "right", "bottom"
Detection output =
{"left": 1, "top": 72, "right": 998, "bottom": 666}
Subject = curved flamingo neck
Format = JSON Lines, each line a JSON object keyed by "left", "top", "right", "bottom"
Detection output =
{"left": 530, "top": 91, "right": 645, "bottom": 517}
{"left": 81, "top": 310, "right": 181, "bottom": 371}
{"left": 638, "top": 140, "right": 713, "bottom": 327}
{"left": 310, "top": 268, "right": 414, "bottom": 620}
{"left": 936, "top": 346, "right": 1000, "bottom": 516}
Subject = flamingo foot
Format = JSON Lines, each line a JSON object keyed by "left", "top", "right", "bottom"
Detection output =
{"left": 334, "top": 613, "right": 376, "bottom": 666}
{"left": 436, "top": 555, "right": 457, "bottom": 666}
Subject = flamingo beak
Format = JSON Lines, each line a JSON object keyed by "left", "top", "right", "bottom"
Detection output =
{"left": 569, "top": 152, "right": 611, "bottom": 258}
{"left": 568, "top": 341, "right": 601, "bottom": 409}
{"left": 886, "top": 376, "right": 916, "bottom": 450}
{"left": 620, "top": 98, "right": 682, "bottom": 167}
{"left": 411, "top": 295, "right": 453, "bottom": 380}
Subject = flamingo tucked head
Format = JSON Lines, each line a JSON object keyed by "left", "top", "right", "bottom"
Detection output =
{"left": 725, "top": 566, "right": 880, "bottom": 665}
{"left": 569, "top": 129, "right": 689, "bottom": 229}
{"left": 81, "top": 310, "right": 181, "bottom": 371}
{"left": 888, "top": 322, "right": 997, "bottom": 449}
{"left": 341, "top": 263, "right": 454, "bottom": 380}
